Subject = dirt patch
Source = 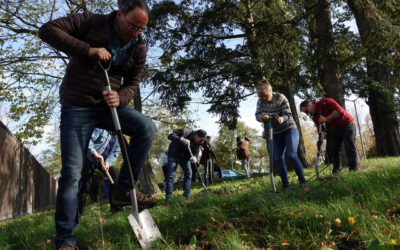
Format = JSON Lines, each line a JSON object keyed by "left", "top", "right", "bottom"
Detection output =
{"left": 214, "top": 188, "right": 231, "bottom": 196}
{"left": 387, "top": 205, "right": 400, "bottom": 223}
{"left": 338, "top": 237, "right": 366, "bottom": 249}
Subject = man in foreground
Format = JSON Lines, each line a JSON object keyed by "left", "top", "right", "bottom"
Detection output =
{"left": 39, "top": 1, "right": 157, "bottom": 248}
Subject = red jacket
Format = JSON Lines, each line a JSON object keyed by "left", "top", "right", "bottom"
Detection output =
{"left": 39, "top": 11, "right": 146, "bottom": 107}
{"left": 312, "top": 98, "right": 354, "bottom": 130}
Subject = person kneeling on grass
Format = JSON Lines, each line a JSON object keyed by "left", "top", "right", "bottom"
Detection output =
{"left": 255, "top": 79, "right": 309, "bottom": 192}
{"left": 165, "top": 128, "right": 207, "bottom": 199}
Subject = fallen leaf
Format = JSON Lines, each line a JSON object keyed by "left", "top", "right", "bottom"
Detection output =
{"left": 334, "top": 218, "right": 341, "bottom": 227}
{"left": 347, "top": 217, "right": 355, "bottom": 226}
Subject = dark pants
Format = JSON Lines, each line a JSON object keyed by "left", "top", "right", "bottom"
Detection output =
{"left": 191, "top": 162, "right": 199, "bottom": 182}
{"left": 78, "top": 162, "right": 119, "bottom": 216}
{"left": 204, "top": 158, "right": 214, "bottom": 185}
{"left": 331, "top": 122, "right": 358, "bottom": 171}
{"left": 162, "top": 164, "right": 168, "bottom": 181}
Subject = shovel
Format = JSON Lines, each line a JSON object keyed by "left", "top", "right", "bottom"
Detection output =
{"left": 187, "top": 145, "right": 208, "bottom": 192}
{"left": 99, "top": 61, "right": 162, "bottom": 249}
{"left": 267, "top": 118, "right": 277, "bottom": 194}
{"left": 314, "top": 102, "right": 326, "bottom": 180}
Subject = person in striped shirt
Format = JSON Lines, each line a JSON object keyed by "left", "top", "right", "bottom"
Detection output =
{"left": 255, "top": 79, "right": 308, "bottom": 192}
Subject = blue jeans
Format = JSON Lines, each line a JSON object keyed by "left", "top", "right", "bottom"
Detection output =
{"left": 55, "top": 100, "right": 155, "bottom": 248}
{"left": 165, "top": 156, "right": 192, "bottom": 198}
{"left": 273, "top": 128, "right": 306, "bottom": 188}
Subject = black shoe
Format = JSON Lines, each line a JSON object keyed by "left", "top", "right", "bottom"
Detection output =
{"left": 111, "top": 187, "right": 158, "bottom": 209}
{"left": 349, "top": 167, "right": 358, "bottom": 172}
{"left": 110, "top": 206, "right": 123, "bottom": 214}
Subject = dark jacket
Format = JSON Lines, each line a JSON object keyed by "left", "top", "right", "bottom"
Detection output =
{"left": 167, "top": 128, "right": 201, "bottom": 158}
{"left": 38, "top": 11, "right": 146, "bottom": 107}
{"left": 199, "top": 141, "right": 216, "bottom": 165}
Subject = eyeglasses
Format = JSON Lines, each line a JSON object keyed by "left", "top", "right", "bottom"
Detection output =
{"left": 125, "top": 18, "right": 145, "bottom": 32}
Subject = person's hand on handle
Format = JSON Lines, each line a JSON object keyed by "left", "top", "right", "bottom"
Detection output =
{"left": 102, "top": 161, "right": 110, "bottom": 172}
{"left": 272, "top": 114, "right": 281, "bottom": 124}
{"left": 93, "top": 151, "right": 105, "bottom": 167}
{"left": 102, "top": 90, "right": 120, "bottom": 107}
{"left": 318, "top": 116, "right": 328, "bottom": 123}
{"left": 88, "top": 47, "right": 111, "bottom": 62}
{"left": 262, "top": 115, "right": 270, "bottom": 122}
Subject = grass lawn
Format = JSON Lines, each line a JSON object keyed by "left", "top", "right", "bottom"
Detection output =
{"left": 1, "top": 157, "right": 400, "bottom": 249}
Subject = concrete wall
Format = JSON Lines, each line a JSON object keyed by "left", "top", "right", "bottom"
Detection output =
{"left": 0, "top": 121, "right": 57, "bottom": 221}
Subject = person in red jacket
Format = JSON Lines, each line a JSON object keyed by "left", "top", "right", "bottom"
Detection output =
{"left": 300, "top": 99, "right": 358, "bottom": 173}
{"left": 39, "top": 1, "right": 156, "bottom": 249}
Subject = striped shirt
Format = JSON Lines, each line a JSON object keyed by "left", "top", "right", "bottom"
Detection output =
{"left": 255, "top": 92, "right": 297, "bottom": 134}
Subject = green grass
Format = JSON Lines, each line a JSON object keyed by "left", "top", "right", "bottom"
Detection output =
{"left": 1, "top": 157, "right": 400, "bottom": 249}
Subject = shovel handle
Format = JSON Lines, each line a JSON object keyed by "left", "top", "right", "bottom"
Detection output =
{"left": 99, "top": 60, "right": 141, "bottom": 225}
{"left": 105, "top": 170, "right": 114, "bottom": 185}
{"left": 268, "top": 119, "right": 277, "bottom": 192}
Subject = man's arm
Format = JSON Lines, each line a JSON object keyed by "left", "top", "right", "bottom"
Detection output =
{"left": 39, "top": 12, "right": 93, "bottom": 57}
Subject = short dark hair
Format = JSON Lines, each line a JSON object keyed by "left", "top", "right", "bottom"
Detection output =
{"left": 195, "top": 129, "right": 207, "bottom": 140}
{"left": 300, "top": 100, "right": 312, "bottom": 108}
{"left": 118, "top": 0, "right": 149, "bottom": 15}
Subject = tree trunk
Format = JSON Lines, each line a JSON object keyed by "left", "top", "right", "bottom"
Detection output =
{"left": 133, "top": 90, "right": 162, "bottom": 195}
{"left": 346, "top": 0, "right": 400, "bottom": 156}
{"left": 138, "top": 161, "right": 161, "bottom": 195}
{"left": 313, "top": 0, "right": 345, "bottom": 105}
{"left": 307, "top": 0, "right": 349, "bottom": 164}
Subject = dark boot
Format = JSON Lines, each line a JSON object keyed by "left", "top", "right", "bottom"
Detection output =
{"left": 111, "top": 187, "right": 158, "bottom": 209}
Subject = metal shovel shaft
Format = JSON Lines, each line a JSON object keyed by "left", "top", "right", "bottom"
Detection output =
{"left": 268, "top": 119, "right": 277, "bottom": 192}
{"left": 98, "top": 61, "right": 162, "bottom": 249}
{"left": 187, "top": 145, "right": 207, "bottom": 191}
{"left": 315, "top": 123, "right": 323, "bottom": 180}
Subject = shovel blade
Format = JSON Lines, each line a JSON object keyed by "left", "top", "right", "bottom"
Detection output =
{"left": 128, "top": 209, "right": 162, "bottom": 249}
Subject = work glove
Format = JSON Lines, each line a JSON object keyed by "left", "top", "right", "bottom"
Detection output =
{"left": 262, "top": 115, "right": 270, "bottom": 122}
{"left": 190, "top": 156, "right": 197, "bottom": 163}
{"left": 318, "top": 116, "right": 328, "bottom": 123}
{"left": 180, "top": 137, "right": 191, "bottom": 146}
{"left": 316, "top": 140, "right": 322, "bottom": 148}
{"left": 272, "top": 114, "right": 281, "bottom": 124}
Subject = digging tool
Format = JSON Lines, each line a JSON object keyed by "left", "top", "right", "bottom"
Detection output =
{"left": 314, "top": 103, "right": 326, "bottom": 180}
{"left": 187, "top": 145, "right": 208, "bottom": 192}
{"left": 267, "top": 118, "right": 277, "bottom": 193}
{"left": 99, "top": 61, "right": 162, "bottom": 249}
